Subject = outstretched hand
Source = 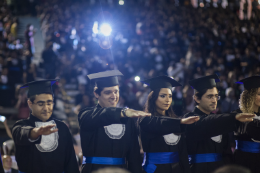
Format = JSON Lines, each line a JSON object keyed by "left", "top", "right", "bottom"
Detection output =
{"left": 124, "top": 109, "right": 151, "bottom": 118}
{"left": 180, "top": 116, "right": 200, "bottom": 124}
{"left": 30, "top": 124, "right": 58, "bottom": 140}
{"left": 235, "top": 113, "right": 256, "bottom": 122}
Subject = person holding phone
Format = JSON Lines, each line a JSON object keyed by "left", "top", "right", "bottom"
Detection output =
{"left": 12, "top": 79, "right": 79, "bottom": 173}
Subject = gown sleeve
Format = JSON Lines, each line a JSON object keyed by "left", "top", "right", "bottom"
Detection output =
{"left": 78, "top": 106, "right": 125, "bottom": 131}
{"left": 12, "top": 120, "right": 41, "bottom": 146}
{"left": 63, "top": 124, "right": 80, "bottom": 173}
{"left": 178, "top": 135, "right": 191, "bottom": 173}
{"left": 126, "top": 119, "right": 143, "bottom": 173}
{"left": 232, "top": 109, "right": 260, "bottom": 140}
{"left": 139, "top": 116, "right": 183, "bottom": 136}
{"left": 184, "top": 112, "right": 238, "bottom": 141}
{"left": 222, "top": 133, "right": 234, "bottom": 164}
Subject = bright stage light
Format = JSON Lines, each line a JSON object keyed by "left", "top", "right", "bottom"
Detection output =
{"left": 135, "top": 76, "right": 140, "bottom": 82}
{"left": 92, "top": 21, "right": 99, "bottom": 34}
{"left": 119, "top": 0, "right": 124, "bottom": 5}
{"left": 100, "top": 23, "right": 112, "bottom": 36}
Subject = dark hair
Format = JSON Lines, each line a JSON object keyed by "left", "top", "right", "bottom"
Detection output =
{"left": 213, "top": 165, "right": 251, "bottom": 173}
{"left": 94, "top": 86, "right": 105, "bottom": 96}
{"left": 144, "top": 88, "right": 177, "bottom": 118}
{"left": 28, "top": 93, "right": 53, "bottom": 103}
{"left": 27, "top": 24, "right": 32, "bottom": 29}
{"left": 194, "top": 87, "right": 218, "bottom": 105}
{"left": 28, "top": 95, "right": 36, "bottom": 103}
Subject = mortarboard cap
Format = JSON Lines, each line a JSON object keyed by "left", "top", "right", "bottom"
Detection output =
{"left": 189, "top": 74, "right": 220, "bottom": 91}
{"left": 20, "top": 79, "right": 59, "bottom": 97}
{"left": 236, "top": 76, "right": 260, "bottom": 90}
{"left": 87, "top": 70, "right": 123, "bottom": 88}
{"left": 142, "top": 76, "right": 182, "bottom": 91}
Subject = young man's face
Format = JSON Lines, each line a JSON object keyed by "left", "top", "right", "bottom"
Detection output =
{"left": 3, "top": 157, "right": 12, "bottom": 170}
{"left": 28, "top": 94, "right": 54, "bottom": 122}
{"left": 195, "top": 87, "right": 219, "bottom": 114}
{"left": 95, "top": 86, "right": 119, "bottom": 107}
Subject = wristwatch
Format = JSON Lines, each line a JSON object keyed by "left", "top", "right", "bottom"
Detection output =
{"left": 121, "top": 107, "right": 129, "bottom": 117}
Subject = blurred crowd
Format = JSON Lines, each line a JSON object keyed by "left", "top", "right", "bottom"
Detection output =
{"left": 35, "top": 0, "right": 260, "bottom": 116}
{"left": 0, "top": 0, "right": 260, "bottom": 171}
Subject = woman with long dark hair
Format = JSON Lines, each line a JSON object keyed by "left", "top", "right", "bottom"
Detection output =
{"left": 139, "top": 76, "right": 200, "bottom": 173}
{"left": 233, "top": 76, "right": 260, "bottom": 173}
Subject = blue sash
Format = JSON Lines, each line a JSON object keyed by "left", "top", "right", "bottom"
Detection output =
{"left": 142, "top": 152, "right": 179, "bottom": 173}
{"left": 82, "top": 156, "right": 125, "bottom": 165}
{"left": 189, "top": 153, "right": 222, "bottom": 164}
{"left": 236, "top": 140, "right": 260, "bottom": 153}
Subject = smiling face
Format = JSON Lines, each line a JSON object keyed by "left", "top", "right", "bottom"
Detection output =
{"left": 155, "top": 88, "right": 172, "bottom": 113}
{"left": 28, "top": 94, "right": 54, "bottom": 122}
{"left": 94, "top": 86, "right": 119, "bottom": 107}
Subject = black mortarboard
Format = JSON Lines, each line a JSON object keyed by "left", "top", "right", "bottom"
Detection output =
{"left": 189, "top": 74, "right": 220, "bottom": 91}
{"left": 142, "top": 76, "right": 182, "bottom": 91}
{"left": 236, "top": 76, "right": 260, "bottom": 90}
{"left": 87, "top": 70, "right": 123, "bottom": 88}
{"left": 20, "top": 79, "right": 59, "bottom": 97}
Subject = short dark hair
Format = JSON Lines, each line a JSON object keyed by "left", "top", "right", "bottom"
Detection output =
{"left": 28, "top": 93, "right": 53, "bottom": 103}
{"left": 28, "top": 95, "right": 36, "bottom": 103}
{"left": 94, "top": 86, "right": 105, "bottom": 96}
{"left": 194, "top": 87, "right": 218, "bottom": 105}
{"left": 213, "top": 165, "right": 251, "bottom": 173}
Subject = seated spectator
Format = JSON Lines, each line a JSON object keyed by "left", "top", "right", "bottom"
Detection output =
{"left": 213, "top": 165, "right": 251, "bottom": 173}
{"left": 92, "top": 168, "right": 130, "bottom": 173}
{"left": 221, "top": 87, "right": 239, "bottom": 113}
{"left": 2, "top": 155, "right": 18, "bottom": 173}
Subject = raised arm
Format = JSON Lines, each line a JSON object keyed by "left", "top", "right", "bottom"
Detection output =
{"left": 12, "top": 120, "right": 41, "bottom": 145}
{"left": 78, "top": 107, "right": 124, "bottom": 131}
{"left": 78, "top": 106, "right": 151, "bottom": 131}
{"left": 139, "top": 116, "right": 199, "bottom": 136}
{"left": 12, "top": 120, "right": 57, "bottom": 145}
{"left": 139, "top": 116, "right": 182, "bottom": 136}
{"left": 185, "top": 112, "right": 255, "bottom": 141}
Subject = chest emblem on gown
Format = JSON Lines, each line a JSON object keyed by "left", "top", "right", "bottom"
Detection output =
{"left": 211, "top": 135, "right": 222, "bottom": 143}
{"left": 104, "top": 124, "right": 125, "bottom": 139}
{"left": 35, "top": 120, "right": 58, "bottom": 152}
{"left": 163, "top": 133, "right": 181, "bottom": 145}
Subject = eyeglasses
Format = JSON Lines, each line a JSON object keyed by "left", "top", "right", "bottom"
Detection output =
{"left": 206, "top": 95, "right": 221, "bottom": 100}
{"left": 33, "top": 101, "right": 54, "bottom": 107}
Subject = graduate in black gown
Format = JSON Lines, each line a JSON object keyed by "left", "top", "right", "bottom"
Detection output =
{"left": 183, "top": 75, "right": 256, "bottom": 173}
{"left": 12, "top": 80, "right": 79, "bottom": 173}
{"left": 232, "top": 76, "right": 260, "bottom": 173}
{"left": 78, "top": 70, "right": 151, "bottom": 173}
{"left": 139, "top": 76, "right": 200, "bottom": 173}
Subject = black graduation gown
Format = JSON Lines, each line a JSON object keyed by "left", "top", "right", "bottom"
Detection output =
{"left": 232, "top": 109, "right": 260, "bottom": 173}
{"left": 12, "top": 115, "right": 79, "bottom": 173}
{"left": 78, "top": 104, "right": 142, "bottom": 173}
{"left": 139, "top": 115, "right": 191, "bottom": 173}
{"left": 184, "top": 107, "right": 238, "bottom": 173}
{"left": 0, "top": 155, "right": 4, "bottom": 173}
